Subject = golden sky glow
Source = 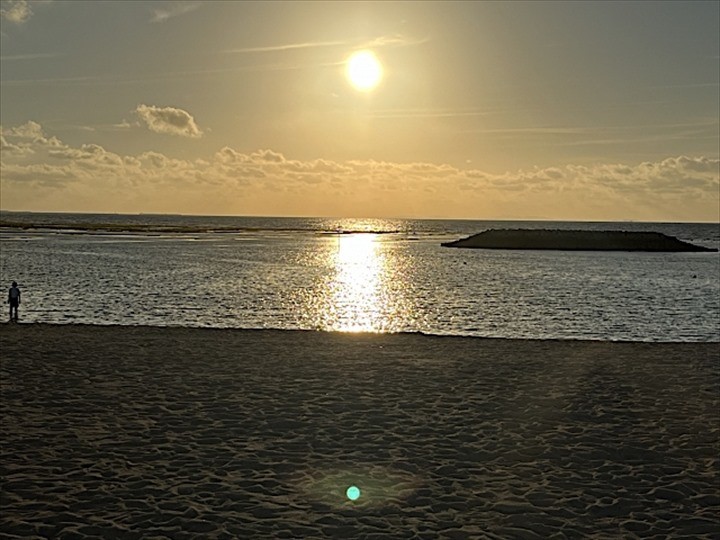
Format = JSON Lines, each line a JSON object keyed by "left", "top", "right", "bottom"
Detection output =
{"left": 0, "top": 1, "right": 718, "bottom": 221}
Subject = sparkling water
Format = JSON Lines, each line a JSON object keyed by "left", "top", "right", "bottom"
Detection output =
{"left": 1, "top": 212, "right": 718, "bottom": 341}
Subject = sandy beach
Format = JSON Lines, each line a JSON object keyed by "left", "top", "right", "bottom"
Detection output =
{"left": 1, "top": 324, "right": 718, "bottom": 539}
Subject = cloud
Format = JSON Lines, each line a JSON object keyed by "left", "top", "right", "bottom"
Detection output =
{"left": 0, "top": 0, "right": 32, "bottom": 23}
{"left": 150, "top": 1, "right": 201, "bottom": 23}
{"left": 1, "top": 120, "right": 62, "bottom": 148}
{"left": 112, "top": 119, "right": 134, "bottom": 130}
{"left": 0, "top": 52, "right": 63, "bottom": 61}
{"left": 461, "top": 120, "right": 720, "bottom": 148}
{"left": 361, "top": 33, "right": 430, "bottom": 49}
{"left": 1, "top": 74, "right": 109, "bottom": 87}
{"left": 250, "top": 149, "right": 285, "bottom": 163}
{"left": 223, "top": 33, "right": 426, "bottom": 55}
{"left": 224, "top": 40, "right": 346, "bottom": 54}
{"left": 1, "top": 121, "right": 718, "bottom": 220}
{"left": 370, "top": 108, "right": 493, "bottom": 120}
{"left": 135, "top": 105, "right": 203, "bottom": 138}
{"left": 0, "top": 134, "right": 24, "bottom": 154}
{"left": 3, "top": 120, "right": 45, "bottom": 139}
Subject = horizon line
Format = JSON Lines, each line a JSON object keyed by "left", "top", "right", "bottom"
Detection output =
{"left": 1, "top": 208, "right": 718, "bottom": 225}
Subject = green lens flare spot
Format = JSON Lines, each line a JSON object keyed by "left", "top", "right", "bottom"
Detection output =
{"left": 346, "top": 485, "right": 361, "bottom": 501}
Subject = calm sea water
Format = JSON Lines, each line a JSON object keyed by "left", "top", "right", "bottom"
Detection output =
{"left": 1, "top": 212, "right": 718, "bottom": 342}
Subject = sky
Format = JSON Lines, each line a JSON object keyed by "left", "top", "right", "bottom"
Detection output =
{"left": 1, "top": 0, "right": 718, "bottom": 221}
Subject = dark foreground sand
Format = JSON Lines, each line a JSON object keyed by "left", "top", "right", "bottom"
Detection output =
{"left": 1, "top": 324, "right": 718, "bottom": 539}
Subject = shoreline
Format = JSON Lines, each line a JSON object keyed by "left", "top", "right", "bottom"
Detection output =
{"left": 3, "top": 321, "right": 719, "bottom": 344}
{"left": 2, "top": 323, "right": 718, "bottom": 538}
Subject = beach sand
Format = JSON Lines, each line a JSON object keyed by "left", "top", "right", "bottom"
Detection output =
{"left": 1, "top": 324, "right": 718, "bottom": 539}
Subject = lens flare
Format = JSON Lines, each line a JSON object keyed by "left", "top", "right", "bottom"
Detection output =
{"left": 346, "top": 485, "right": 361, "bottom": 501}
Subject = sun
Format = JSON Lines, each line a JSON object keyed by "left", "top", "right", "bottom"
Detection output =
{"left": 345, "top": 50, "right": 383, "bottom": 92}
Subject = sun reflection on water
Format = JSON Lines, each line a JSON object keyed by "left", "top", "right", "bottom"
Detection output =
{"left": 320, "top": 233, "right": 388, "bottom": 333}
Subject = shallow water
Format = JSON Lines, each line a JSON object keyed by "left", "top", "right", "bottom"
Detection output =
{"left": 1, "top": 213, "right": 718, "bottom": 341}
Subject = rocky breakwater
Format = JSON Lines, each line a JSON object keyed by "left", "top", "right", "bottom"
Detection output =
{"left": 441, "top": 229, "right": 717, "bottom": 252}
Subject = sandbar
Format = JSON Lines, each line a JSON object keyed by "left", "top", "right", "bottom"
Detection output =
{"left": 441, "top": 229, "right": 716, "bottom": 252}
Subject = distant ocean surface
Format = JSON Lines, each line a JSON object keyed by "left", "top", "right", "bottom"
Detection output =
{"left": 1, "top": 211, "right": 718, "bottom": 342}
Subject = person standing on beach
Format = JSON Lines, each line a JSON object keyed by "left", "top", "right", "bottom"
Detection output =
{"left": 8, "top": 281, "right": 20, "bottom": 322}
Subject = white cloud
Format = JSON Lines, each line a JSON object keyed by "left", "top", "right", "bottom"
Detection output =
{"left": 224, "top": 41, "right": 346, "bottom": 54}
{"left": 0, "top": 52, "right": 63, "bottom": 61}
{"left": 3, "top": 120, "right": 45, "bottom": 139}
{"left": 112, "top": 119, "right": 134, "bottom": 130}
{"left": 150, "top": 1, "right": 201, "bottom": 23}
{"left": 0, "top": 134, "right": 23, "bottom": 153}
{"left": 223, "top": 33, "right": 426, "bottom": 55}
{"left": 250, "top": 149, "right": 285, "bottom": 163}
{"left": 1, "top": 121, "right": 718, "bottom": 220}
{"left": 362, "top": 33, "right": 429, "bottom": 49}
{"left": 0, "top": 0, "right": 31, "bottom": 24}
{"left": 1, "top": 121, "right": 62, "bottom": 150}
{"left": 135, "top": 105, "right": 203, "bottom": 138}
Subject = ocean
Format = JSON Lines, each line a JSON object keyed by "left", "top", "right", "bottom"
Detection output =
{"left": 1, "top": 212, "right": 718, "bottom": 342}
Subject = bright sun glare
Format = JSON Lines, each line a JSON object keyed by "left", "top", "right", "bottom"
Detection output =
{"left": 345, "top": 50, "right": 383, "bottom": 92}
{"left": 321, "top": 233, "right": 386, "bottom": 333}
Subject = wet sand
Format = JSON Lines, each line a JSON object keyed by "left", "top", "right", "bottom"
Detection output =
{"left": 1, "top": 324, "right": 718, "bottom": 539}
